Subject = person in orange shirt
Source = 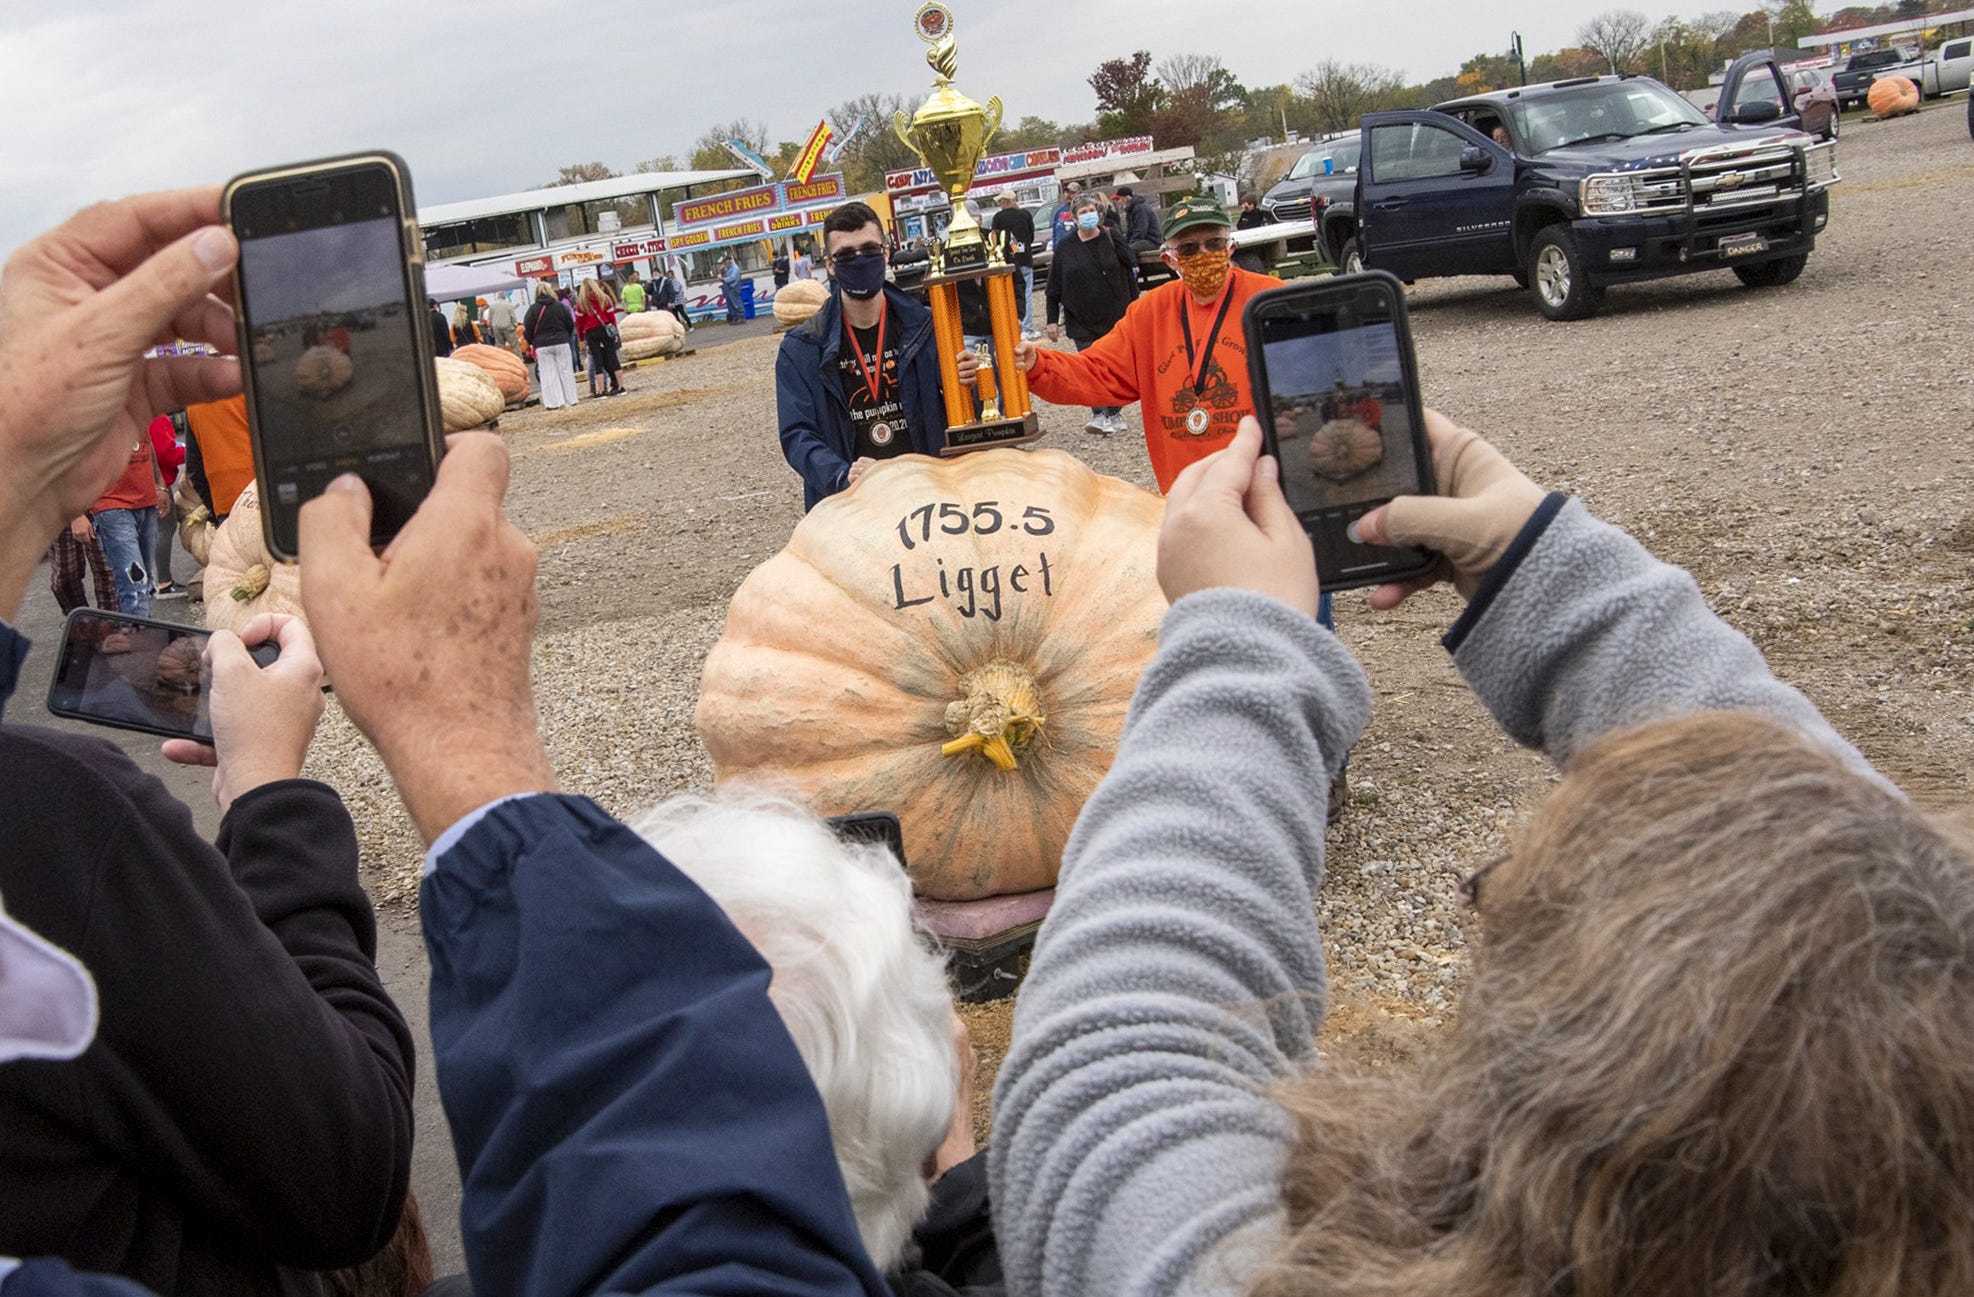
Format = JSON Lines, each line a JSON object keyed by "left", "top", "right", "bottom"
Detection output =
{"left": 184, "top": 396, "right": 254, "bottom": 521}
{"left": 960, "top": 194, "right": 1339, "bottom": 644}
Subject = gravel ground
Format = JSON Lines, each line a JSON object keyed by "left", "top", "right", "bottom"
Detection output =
{"left": 307, "top": 101, "right": 1973, "bottom": 1124}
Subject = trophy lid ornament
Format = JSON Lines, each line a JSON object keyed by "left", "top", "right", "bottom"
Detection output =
{"left": 893, "top": 1, "right": 1002, "bottom": 258}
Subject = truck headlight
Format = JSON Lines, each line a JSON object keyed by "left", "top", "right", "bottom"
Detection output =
{"left": 1580, "top": 174, "right": 1639, "bottom": 214}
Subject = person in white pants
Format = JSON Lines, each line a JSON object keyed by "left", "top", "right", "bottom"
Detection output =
{"left": 523, "top": 283, "right": 580, "bottom": 410}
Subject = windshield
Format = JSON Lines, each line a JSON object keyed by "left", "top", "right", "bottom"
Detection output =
{"left": 1508, "top": 81, "right": 1710, "bottom": 154}
{"left": 1285, "top": 151, "right": 1317, "bottom": 181}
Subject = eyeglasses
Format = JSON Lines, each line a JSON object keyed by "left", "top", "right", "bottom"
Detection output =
{"left": 1169, "top": 236, "right": 1232, "bottom": 257}
{"left": 829, "top": 243, "right": 886, "bottom": 268}
{"left": 1458, "top": 853, "right": 1508, "bottom": 910}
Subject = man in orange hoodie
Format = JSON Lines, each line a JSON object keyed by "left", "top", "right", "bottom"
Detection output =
{"left": 960, "top": 196, "right": 1339, "bottom": 625}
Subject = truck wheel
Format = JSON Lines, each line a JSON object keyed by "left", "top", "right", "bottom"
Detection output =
{"left": 1339, "top": 238, "right": 1365, "bottom": 275}
{"left": 1732, "top": 253, "right": 1809, "bottom": 288}
{"left": 1528, "top": 228, "right": 1603, "bottom": 321}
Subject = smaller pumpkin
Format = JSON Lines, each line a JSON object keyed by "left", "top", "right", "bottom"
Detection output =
{"left": 434, "top": 357, "right": 505, "bottom": 431}
{"left": 202, "top": 481, "right": 304, "bottom": 633}
{"left": 619, "top": 310, "right": 685, "bottom": 361}
{"left": 1307, "top": 418, "right": 1385, "bottom": 482}
{"left": 294, "top": 345, "right": 354, "bottom": 398}
{"left": 451, "top": 343, "right": 530, "bottom": 404}
{"left": 1868, "top": 75, "right": 1919, "bottom": 118}
{"left": 773, "top": 279, "right": 829, "bottom": 328}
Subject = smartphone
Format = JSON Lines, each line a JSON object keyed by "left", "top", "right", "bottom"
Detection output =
{"left": 826, "top": 811, "right": 908, "bottom": 870}
{"left": 223, "top": 152, "right": 444, "bottom": 560}
{"left": 1245, "top": 272, "right": 1438, "bottom": 592}
{"left": 45, "top": 610, "right": 280, "bottom": 743}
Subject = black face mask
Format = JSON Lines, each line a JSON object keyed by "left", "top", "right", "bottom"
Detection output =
{"left": 833, "top": 251, "right": 888, "bottom": 300}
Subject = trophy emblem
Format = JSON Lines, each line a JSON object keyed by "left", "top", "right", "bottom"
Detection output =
{"left": 893, "top": 2, "right": 1040, "bottom": 455}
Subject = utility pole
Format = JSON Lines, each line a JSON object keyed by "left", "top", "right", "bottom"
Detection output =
{"left": 1512, "top": 31, "right": 1528, "bottom": 85}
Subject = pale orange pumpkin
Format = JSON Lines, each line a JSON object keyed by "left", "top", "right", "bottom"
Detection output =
{"left": 202, "top": 480, "right": 304, "bottom": 633}
{"left": 451, "top": 343, "right": 529, "bottom": 404}
{"left": 696, "top": 448, "right": 1166, "bottom": 900}
{"left": 1868, "top": 76, "right": 1919, "bottom": 118}
{"left": 1307, "top": 418, "right": 1385, "bottom": 482}
{"left": 773, "top": 279, "right": 829, "bottom": 328}
{"left": 434, "top": 357, "right": 504, "bottom": 431}
{"left": 619, "top": 310, "right": 685, "bottom": 361}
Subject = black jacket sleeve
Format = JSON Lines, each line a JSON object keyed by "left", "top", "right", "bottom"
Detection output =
{"left": 0, "top": 727, "right": 414, "bottom": 1271}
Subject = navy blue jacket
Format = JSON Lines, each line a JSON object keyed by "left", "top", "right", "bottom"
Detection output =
{"left": 776, "top": 284, "right": 948, "bottom": 511}
{"left": 424, "top": 794, "right": 890, "bottom": 1297}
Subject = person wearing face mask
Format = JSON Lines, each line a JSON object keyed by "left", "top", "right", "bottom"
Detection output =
{"left": 963, "top": 193, "right": 1342, "bottom": 696}
{"left": 775, "top": 201, "right": 957, "bottom": 510}
{"left": 1044, "top": 194, "right": 1139, "bottom": 437}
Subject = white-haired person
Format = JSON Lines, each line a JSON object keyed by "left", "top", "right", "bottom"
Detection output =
{"left": 635, "top": 793, "right": 1002, "bottom": 1294}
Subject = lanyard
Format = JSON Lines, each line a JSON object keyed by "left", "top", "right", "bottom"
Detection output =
{"left": 843, "top": 307, "right": 888, "bottom": 406}
{"left": 1178, "top": 283, "right": 1236, "bottom": 399}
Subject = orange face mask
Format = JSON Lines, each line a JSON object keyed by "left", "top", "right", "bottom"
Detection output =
{"left": 1172, "top": 247, "right": 1232, "bottom": 298}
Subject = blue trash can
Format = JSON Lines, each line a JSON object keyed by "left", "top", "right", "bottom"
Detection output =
{"left": 740, "top": 280, "right": 757, "bottom": 320}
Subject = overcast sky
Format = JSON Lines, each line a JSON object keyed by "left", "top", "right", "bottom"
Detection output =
{"left": 3, "top": 0, "right": 1742, "bottom": 257}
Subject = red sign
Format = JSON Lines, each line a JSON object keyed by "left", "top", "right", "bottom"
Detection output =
{"left": 514, "top": 255, "right": 553, "bottom": 276}
{"left": 676, "top": 183, "right": 779, "bottom": 228}
{"left": 612, "top": 237, "right": 669, "bottom": 262}
{"left": 885, "top": 147, "right": 1064, "bottom": 195}
{"left": 1059, "top": 135, "right": 1156, "bottom": 166}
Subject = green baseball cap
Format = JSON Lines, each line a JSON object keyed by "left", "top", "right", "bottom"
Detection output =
{"left": 1162, "top": 195, "right": 1232, "bottom": 241}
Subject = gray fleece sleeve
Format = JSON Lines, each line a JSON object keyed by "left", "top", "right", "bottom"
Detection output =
{"left": 1451, "top": 497, "right": 1874, "bottom": 777}
{"left": 989, "top": 588, "right": 1372, "bottom": 1297}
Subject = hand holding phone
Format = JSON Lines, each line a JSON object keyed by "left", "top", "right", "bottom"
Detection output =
{"left": 1350, "top": 410, "right": 1549, "bottom": 611}
{"left": 1157, "top": 418, "right": 1319, "bottom": 619}
{"left": 160, "top": 613, "right": 327, "bottom": 813}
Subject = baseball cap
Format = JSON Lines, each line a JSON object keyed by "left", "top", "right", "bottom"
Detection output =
{"left": 1162, "top": 195, "right": 1233, "bottom": 241}
{"left": 0, "top": 892, "right": 97, "bottom": 1063}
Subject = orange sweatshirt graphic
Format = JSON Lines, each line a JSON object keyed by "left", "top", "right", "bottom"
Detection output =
{"left": 1025, "top": 267, "right": 1276, "bottom": 492}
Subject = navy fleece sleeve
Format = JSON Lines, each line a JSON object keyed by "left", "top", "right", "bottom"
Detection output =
{"left": 422, "top": 794, "right": 887, "bottom": 1297}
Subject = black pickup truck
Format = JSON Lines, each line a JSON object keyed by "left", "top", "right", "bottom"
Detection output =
{"left": 1325, "top": 67, "right": 1839, "bottom": 320}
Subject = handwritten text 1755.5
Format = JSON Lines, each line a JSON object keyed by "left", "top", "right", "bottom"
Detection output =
{"left": 896, "top": 501, "right": 1054, "bottom": 551}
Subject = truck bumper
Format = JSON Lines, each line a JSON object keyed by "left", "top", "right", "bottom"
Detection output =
{"left": 1573, "top": 189, "right": 1828, "bottom": 286}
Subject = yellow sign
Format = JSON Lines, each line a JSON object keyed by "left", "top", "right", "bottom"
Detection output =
{"left": 789, "top": 120, "right": 834, "bottom": 185}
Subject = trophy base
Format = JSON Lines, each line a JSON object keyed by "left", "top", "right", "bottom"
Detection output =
{"left": 940, "top": 411, "right": 1041, "bottom": 456}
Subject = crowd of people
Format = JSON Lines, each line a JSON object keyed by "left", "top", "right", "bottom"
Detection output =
{"left": 2, "top": 178, "right": 1972, "bottom": 1297}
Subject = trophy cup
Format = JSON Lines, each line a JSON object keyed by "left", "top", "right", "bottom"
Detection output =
{"left": 893, "top": 1, "right": 1041, "bottom": 454}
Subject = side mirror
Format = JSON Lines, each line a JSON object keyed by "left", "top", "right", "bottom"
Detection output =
{"left": 1731, "top": 100, "right": 1784, "bottom": 124}
{"left": 1459, "top": 146, "right": 1494, "bottom": 174}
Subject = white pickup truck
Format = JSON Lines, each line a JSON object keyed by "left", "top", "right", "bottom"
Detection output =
{"left": 1933, "top": 36, "right": 1974, "bottom": 94}
{"left": 1833, "top": 46, "right": 1942, "bottom": 107}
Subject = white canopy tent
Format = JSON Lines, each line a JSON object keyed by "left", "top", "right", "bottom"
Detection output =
{"left": 424, "top": 261, "right": 528, "bottom": 301}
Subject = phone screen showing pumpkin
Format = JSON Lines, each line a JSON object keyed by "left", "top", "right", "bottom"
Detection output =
{"left": 1246, "top": 272, "right": 1436, "bottom": 591}
{"left": 45, "top": 610, "right": 278, "bottom": 742}
{"left": 229, "top": 157, "right": 438, "bottom": 559}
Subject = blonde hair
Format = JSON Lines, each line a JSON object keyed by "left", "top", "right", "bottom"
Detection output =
{"left": 576, "top": 278, "right": 615, "bottom": 313}
{"left": 1259, "top": 710, "right": 1974, "bottom": 1297}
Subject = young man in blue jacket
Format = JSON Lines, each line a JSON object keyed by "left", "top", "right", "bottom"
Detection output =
{"left": 776, "top": 201, "right": 952, "bottom": 511}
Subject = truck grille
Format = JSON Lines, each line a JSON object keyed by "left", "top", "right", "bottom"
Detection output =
{"left": 1269, "top": 198, "right": 1312, "bottom": 222}
{"left": 1626, "top": 143, "right": 1805, "bottom": 214}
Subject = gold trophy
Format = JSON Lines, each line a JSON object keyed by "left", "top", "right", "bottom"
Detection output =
{"left": 894, "top": 1, "right": 1040, "bottom": 454}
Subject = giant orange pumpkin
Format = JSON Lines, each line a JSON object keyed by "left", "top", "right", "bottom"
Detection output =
{"left": 451, "top": 343, "right": 529, "bottom": 404}
{"left": 1308, "top": 418, "right": 1385, "bottom": 482}
{"left": 619, "top": 310, "right": 685, "bottom": 361}
{"left": 434, "top": 357, "right": 504, "bottom": 431}
{"left": 773, "top": 279, "right": 829, "bottom": 328}
{"left": 1868, "top": 75, "right": 1919, "bottom": 118}
{"left": 696, "top": 449, "right": 1166, "bottom": 900}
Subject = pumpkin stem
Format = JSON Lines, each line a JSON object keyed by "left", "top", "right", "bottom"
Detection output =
{"left": 230, "top": 563, "right": 271, "bottom": 603}
{"left": 940, "top": 660, "right": 1043, "bottom": 772}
